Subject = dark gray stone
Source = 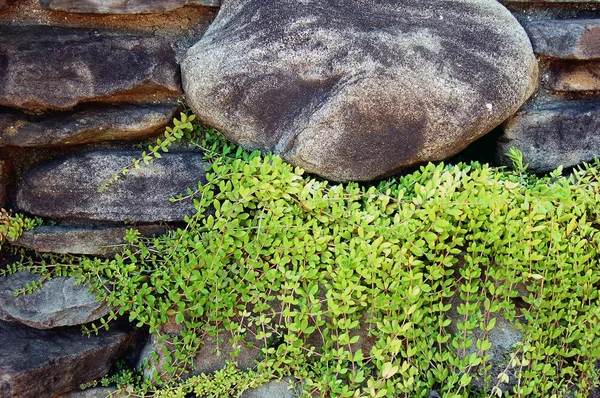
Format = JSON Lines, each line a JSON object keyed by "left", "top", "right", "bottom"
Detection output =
{"left": 0, "top": 26, "right": 181, "bottom": 111}
{"left": 497, "top": 101, "right": 600, "bottom": 172}
{"left": 524, "top": 19, "right": 600, "bottom": 59}
{"left": 40, "top": 0, "right": 220, "bottom": 13}
{"left": 0, "top": 159, "right": 11, "bottom": 208}
{"left": 138, "top": 329, "right": 262, "bottom": 381}
{"left": 0, "top": 103, "right": 180, "bottom": 147}
{"left": 182, "top": 0, "right": 537, "bottom": 182}
{"left": 547, "top": 61, "right": 600, "bottom": 92}
{"left": 13, "top": 225, "right": 168, "bottom": 257}
{"left": 191, "top": 330, "right": 261, "bottom": 376}
{"left": 446, "top": 298, "right": 522, "bottom": 393}
{"left": 428, "top": 391, "right": 442, "bottom": 398}
{"left": 241, "top": 379, "right": 298, "bottom": 398}
{"left": 16, "top": 151, "right": 208, "bottom": 222}
{"left": 0, "top": 320, "right": 141, "bottom": 398}
{"left": 60, "top": 387, "right": 123, "bottom": 398}
{"left": 0, "top": 271, "right": 111, "bottom": 329}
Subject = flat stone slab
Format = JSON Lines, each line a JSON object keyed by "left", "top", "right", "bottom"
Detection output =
{"left": 0, "top": 102, "right": 180, "bottom": 147}
{"left": 40, "top": 0, "right": 220, "bottom": 13}
{"left": 182, "top": 0, "right": 537, "bottom": 182}
{"left": 547, "top": 61, "right": 600, "bottom": 92}
{"left": 0, "top": 25, "right": 181, "bottom": 111}
{"left": 498, "top": 101, "right": 600, "bottom": 172}
{"left": 14, "top": 225, "right": 168, "bottom": 257}
{"left": 0, "top": 320, "right": 141, "bottom": 398}
{"left": 59, "top": 387, "right": 124, "bottom": 398}
{"left": 16, "top": 151, "right": 208, "bottom": 222}
{"left": 0, "top": 271, "right": 111, "bottom": 329}
{"left": 524, "top": 19, "right": 600, "bottom": 59}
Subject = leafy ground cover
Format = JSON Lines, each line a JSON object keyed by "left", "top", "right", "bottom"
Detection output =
{"left": 2, "top": 117, "right": 600, "bottom": 397}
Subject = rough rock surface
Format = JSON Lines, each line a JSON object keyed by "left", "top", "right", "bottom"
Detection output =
{"left": 0, "top": 320, "right": 141, "bottom": 398}
{"left": 59, "top": 387, "right": 123, "bottom": 398}
{"left": 447, "top": 300, "right": 523, "bottom": 393}
{"left": 241, "top": 379, "right": 299, "bottom": 398}
{"left": 497, "top": 101, "right": 600, "bottom": 172}
{"left": 182, "top": 0, "right": 538, "bottom": 182}
{"left": 547, "top": 61, "right": 600, "bottom": 92}
{"left": 525, "top": 19, "right": 600, "bottom": 59}
{"left": 0, "top": 159, "right": 11, "bottom": 208}
{"left": 14, "top": 225, "right": 168, "bottom": 257}
{"left": 16, "top": 151, "right": 208, "bottom": 222}
{"left": 138, "top": 329, "right": 262, "bottom": 380}
{"left": 40, "top": 0, "right": 220, "bottom": 13}
{"left": 191, "top": 331, "right": 262, "bottom": 375}
{"left": 0, "top": 103, "right": 180, "bottom": 147}
{"left": 0, "top": 25, "right": 181, "bottom": 111}
{"left": 0, "top": 271, "right": 111, "bottom": 329}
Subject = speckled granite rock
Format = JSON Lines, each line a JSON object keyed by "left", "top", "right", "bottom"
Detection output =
{"left": 183, "top": 0, "right": 537, "bottom": 182}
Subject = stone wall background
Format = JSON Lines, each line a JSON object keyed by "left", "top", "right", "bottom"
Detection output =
{"left": 1, "top": 1, "right": 600, "bottom": 397}
{"left": 499, "top": 0, "right": 600, "bottom": 172}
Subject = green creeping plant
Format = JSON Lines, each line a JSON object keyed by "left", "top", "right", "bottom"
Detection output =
{"left": 6, "top": 115, "right": 600, "bottom": 398}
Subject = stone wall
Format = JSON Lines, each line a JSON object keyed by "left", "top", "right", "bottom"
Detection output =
{"left": 499, "top": 0, "right": 600, "bottom": 172}
{"left": 1, "top": 1, "right": 600, "bottom": 397}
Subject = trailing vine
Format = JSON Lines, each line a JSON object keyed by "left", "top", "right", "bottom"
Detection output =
{"left": 3, "top": 117, "right": 600, "bottom": 397}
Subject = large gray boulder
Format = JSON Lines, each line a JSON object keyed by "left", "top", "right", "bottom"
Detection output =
{"left": 182, "top": 0, "right": 538, "bottom": 182}
{"left": 16, "top": 151, "right": 208, "bottom": 222}
{"left": 0, "top": 271, "right": 111, "bottom": 329}
{"left": 0, "top": 320, "right": 142, "bottom": 398}
{"left": 0, "top": 25, "right": 181, "bottom": 111}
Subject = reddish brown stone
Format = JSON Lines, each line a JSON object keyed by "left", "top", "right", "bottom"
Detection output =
{"left": 548, "top": 61, "right": 600, "bottom": 92}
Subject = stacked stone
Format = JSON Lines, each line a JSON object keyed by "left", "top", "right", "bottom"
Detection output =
{"left": 0, "top": 2, "right": 217, "bottom": 397}
{"left": 499, "top": 0, "right": 600, "bottom": 172}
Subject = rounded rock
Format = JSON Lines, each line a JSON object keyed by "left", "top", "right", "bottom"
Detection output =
{"left": 182, "top": 0, "right": 538, "bottom": 182}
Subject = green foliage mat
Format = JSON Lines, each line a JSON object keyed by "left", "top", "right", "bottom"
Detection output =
{"left": 3, "top": 117, "right": 600, "bottom": 397}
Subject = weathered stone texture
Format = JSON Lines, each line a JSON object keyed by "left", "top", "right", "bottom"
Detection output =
{"left": 182, "top": 0, "right": 537, "bottom": 182}
{"left": 0, "top": 103, "right": 180, "bottom": 147}
{"left": 16, "top": 151, "right": 208, "bottom": 222}
{"left": 0, "top": 159, "right": 11, "bottom": 208}
{"left": 59, "top": 387, "right": 124, "bottom": 398}
{"left": 447, "top": 300, "right": 522, "bottom": 393}
{"left": 40, "top": 0, "right": 220, "bottom": 14}
{"left": 0, "top": 26, "right": 181, "bottom": 111}
{"left": 497, "top": 102, "right": 600, "bottom": 172}
{"left": 0, "top": 271, "right": 111, "bottom": 329}
{"left": 548, "top": 61, "right": 600, "bottom": 92}
{"left": 525, "top": 19, "right": 600, "bottom": 59}
{"left": 241, "top": 379, "right": 299, "bottom": 398}
{"left": 14, "top": 225, "right": 168, "bottom": 257}
{"left": 0, "top": 320, "right": 141, "bottom": 398}
{"left": 138, "top": 329, "right": 262, "bottom": 380}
